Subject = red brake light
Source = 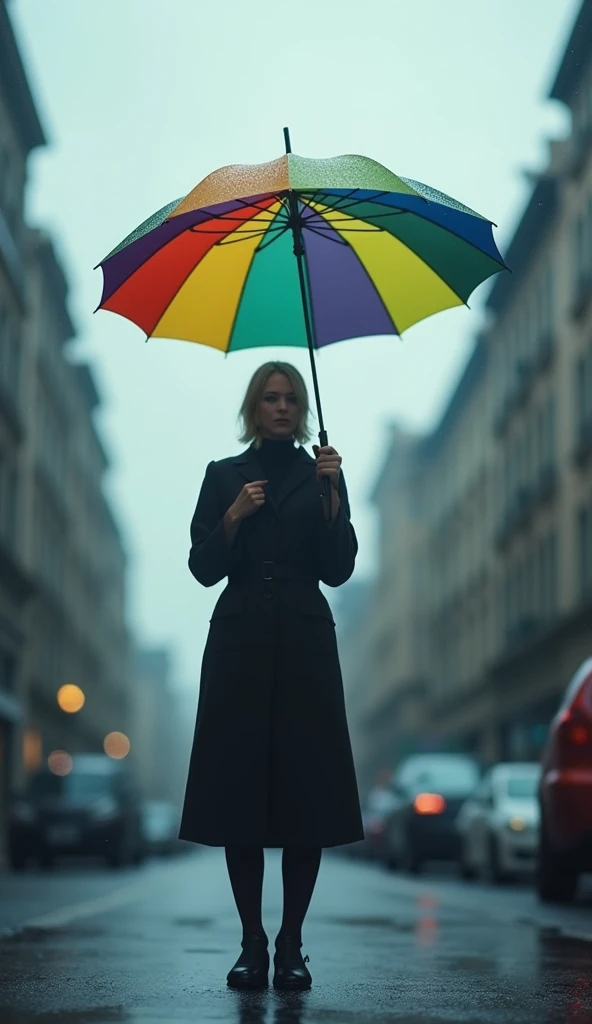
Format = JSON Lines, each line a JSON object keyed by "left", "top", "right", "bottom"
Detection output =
{"left": 414, "top": 793, "right": 446, "bottom": 815}
{"left": 569, "top": 724, "right": 590, "bottom": 745}
{"left": 555, "top": 709, "right": 592, "bottom": 765}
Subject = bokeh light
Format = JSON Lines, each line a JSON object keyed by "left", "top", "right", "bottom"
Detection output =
{"left": 103, "top": 732, "right": 130, "bottom": 759}
{"left": 57, "top": 684, "right": 86, "bottom": 714}
{"left": 48, "top": 750, "right": 73, "bottom": 776}
{"left": 23, "top": 729, "right": 42, "bottom": 771}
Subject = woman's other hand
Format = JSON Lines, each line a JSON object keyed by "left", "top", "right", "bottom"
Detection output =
{"left": 224, "top": 480, "right": 268, "bottom": 545}
{"left": 229, "top": 481, "right": 268, "bottom": 523}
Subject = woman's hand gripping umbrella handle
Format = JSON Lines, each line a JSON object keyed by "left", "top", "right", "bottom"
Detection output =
{"left": 313, "top": 435, "right": 341, "bottom": 524}
{"left": 319, "top": 430, "right": 331, "bottom": 523}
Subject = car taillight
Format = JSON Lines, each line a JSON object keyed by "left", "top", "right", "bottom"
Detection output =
{"left": 414, "top": 793, "right": 446, "bottom": 815}
{"left": 556, "top": 710, "right": 592, "bottom": 764}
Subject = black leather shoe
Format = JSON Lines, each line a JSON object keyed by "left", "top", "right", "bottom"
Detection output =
{"left": 226, "top": 934, "right": 269, "bottom": 989}
{"left": 273, "top": 936, "right": 312, "bottom": 990}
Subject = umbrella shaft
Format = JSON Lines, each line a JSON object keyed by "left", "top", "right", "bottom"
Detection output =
{"left": 285, "top": 189, "right": 326, "bottom": 438}
{"left": 294, "top": 248, "right": 325, "bottom": 437}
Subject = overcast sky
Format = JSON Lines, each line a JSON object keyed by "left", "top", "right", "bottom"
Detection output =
{"left": 10, "top": 0, "right": 578, "bottom": 688}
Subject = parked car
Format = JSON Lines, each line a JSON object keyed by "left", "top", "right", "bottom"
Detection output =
{"left": 355, "top": 786, "right": 399, "bottom": 861}
{"left": 8, "top": 754, "right": 145, "bottom": 870}
{"left": 141, "top": 801, "right": 182, "bottom": 857}
{"left": 383, "top": 753, "right": 481, "bottom": 873}
{"left": 537, "top": 656, "right": 592, "bottom": 903}
{"left": 455, "top": 762, "right": 540, "bottom": 882}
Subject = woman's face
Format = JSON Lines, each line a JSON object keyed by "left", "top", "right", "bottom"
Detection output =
{"left": 256, "top": 372, "right": 300, "bottom": 441}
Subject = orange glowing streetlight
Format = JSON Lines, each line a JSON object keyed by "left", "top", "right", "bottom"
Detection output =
{"left": 57, "top": 684, "right": 86, "bottom": 714}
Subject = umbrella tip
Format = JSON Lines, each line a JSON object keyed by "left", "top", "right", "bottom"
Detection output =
{"left": 283, "top": 127, "right": 292, "bottom": 154}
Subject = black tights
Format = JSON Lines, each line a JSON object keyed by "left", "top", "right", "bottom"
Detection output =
{"left": 224, "top": 845, "right": 322, "bottom": 943}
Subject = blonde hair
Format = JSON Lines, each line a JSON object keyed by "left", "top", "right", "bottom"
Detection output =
{"left": 238, "top": 361, "right": 312, "bottom": 447}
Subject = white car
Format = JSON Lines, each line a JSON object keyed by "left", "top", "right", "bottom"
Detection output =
{"left": 455, "top": 762, "right": 540, "bottom": 882}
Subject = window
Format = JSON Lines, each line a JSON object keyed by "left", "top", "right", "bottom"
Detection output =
{"left": 537, "top": 533, "right": 558, "bottom": 620}
{"left": 401, "top": 756, "right": 480, "bottom": 796}
{"left": 545, "top": 259, "right": 555, "bottom": 332}
{"left": 28, "top": 772, "right": 115, "bottom": 801}
{"left": 573, "top": 214, "right": 588, "bottom": 286}
{"left": 0, "top": 648, "right": 16, "bottom": 691}
{"left": 0, "top": 446, "right": 19, "bottom": 549}
{"left": 578, "top": 503, "right": 592, "bottom": 597}
{"left": 506, "top": 774, "right": 539, "bottom": 799}
{"left": 523, "top": 422, "right": 532, "bottom": 483}
{"left": 0, "top": 303, "right": 21, "bottom": 407}
{"left": 4, "top": 464, "right": 18, "bottom": 547}
{"left": 525, "top": 550, "right": 535, "bottom": 617}
{"left": 504, "top": 574, "right": 512, "bottom": 634}
{"left": 0, "top": 145, "right": 9, "bottom": 205}
{"left": 548, "top": 530, "right": 558, "bottom": 614}
{"left": 576, "top": 354, "right": 588, "bottom": 435}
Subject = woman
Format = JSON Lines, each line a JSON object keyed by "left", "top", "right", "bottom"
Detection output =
{"left": 179, "top": 360, "right": 363, "bottom": 991}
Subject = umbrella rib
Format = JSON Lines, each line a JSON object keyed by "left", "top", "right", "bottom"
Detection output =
{"left": 190, "top": 225, "right": 273, "bottom": 237}
{"left": 321, "top": 210, "right": 411, "bottom": 222}
{"left": 189, "top": 215, "right": 275, "bottom": 226}
{"left": 189, "top": 214, "right": 282, "bottom": 232}
{"left": 225, "top": 221, "right": 272, "bottom": 355}
{"left": 319, "top": 224, "right": 382, "bottom": 233}
{"left": 216, "top": 196, "right": 285, "bottom": 215}
{"left": 216, "top": 228, "right": 282, "bottom": 245}
{"left": 305, "top": 215, "right": 401, "bottom": 338}
{"left": 307, "top": 195, "right": 506, "bottom": 268}
{"left": 300, "top": 188, "right": 361, "bottom": 211}
{"left": 143, "top": 209, "right": 280, "bottom": 336}
{"left": 219, "top": 206, "right": 288, "bottom": 247}
{"left": 302, "top": 223, "right": 350, "bottom": 247}
{"left": 255, "top": 223, "right": 290, "bottom": 252}
{"left": 308, "top": 190, "right": 394, "bottom": 215}
{"left": 304, "top": 220, "right": 382, "bottom": 235}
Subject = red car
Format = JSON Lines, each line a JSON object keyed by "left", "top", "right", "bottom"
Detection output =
{"left": 537, "top": 656, "right": 592, "bottom": 902}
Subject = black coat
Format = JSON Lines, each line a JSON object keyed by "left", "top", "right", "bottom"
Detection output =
{"left": 179, "top": 444, "right": 364, "bottom": 848}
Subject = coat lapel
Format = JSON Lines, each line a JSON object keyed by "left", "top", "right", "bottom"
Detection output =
{"left": 232, "top": 446, "right": 316, "bottom": 511}
{"left": 275, "top": 446, "right": 316, "bottom": 508}
{"left": 233, "top": 448, "right": 266, "bottom": 485}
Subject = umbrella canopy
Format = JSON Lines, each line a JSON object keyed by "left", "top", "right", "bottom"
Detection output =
{"left": 96, "top": 151, "right": 506, "bottom": 352}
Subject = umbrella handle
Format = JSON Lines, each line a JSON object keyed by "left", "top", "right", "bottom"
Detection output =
{"left": 319, "top": 428, "right": 332, "bottom": 523}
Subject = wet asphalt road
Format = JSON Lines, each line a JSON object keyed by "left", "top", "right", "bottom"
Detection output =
{"left": 2, "top": 849, "right": 592, "bottom": 1022}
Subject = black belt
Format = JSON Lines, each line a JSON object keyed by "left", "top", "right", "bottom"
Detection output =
{"left": 229, "top": 561, "right": 318, "bottom": 583}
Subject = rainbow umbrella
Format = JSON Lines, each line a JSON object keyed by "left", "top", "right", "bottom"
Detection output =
{"left": 97, "top": 129, "right": 506, "bottom": 509}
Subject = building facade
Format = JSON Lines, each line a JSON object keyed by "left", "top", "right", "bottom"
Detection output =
{"left": 0, "top": 1, "right": 134, "bottom": 859}
{"left": 0, "top": 0, "right": 45, "bottom": 844}
{"left": 18, "top": 231, "right": 132, "bottom": 773}
{"left": 349, "top": 0, "right": 592, "bottom": 793}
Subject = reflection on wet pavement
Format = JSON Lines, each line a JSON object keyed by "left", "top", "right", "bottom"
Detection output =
{"left": 4, "top": 852, "right": 592, "bottom": 1023}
